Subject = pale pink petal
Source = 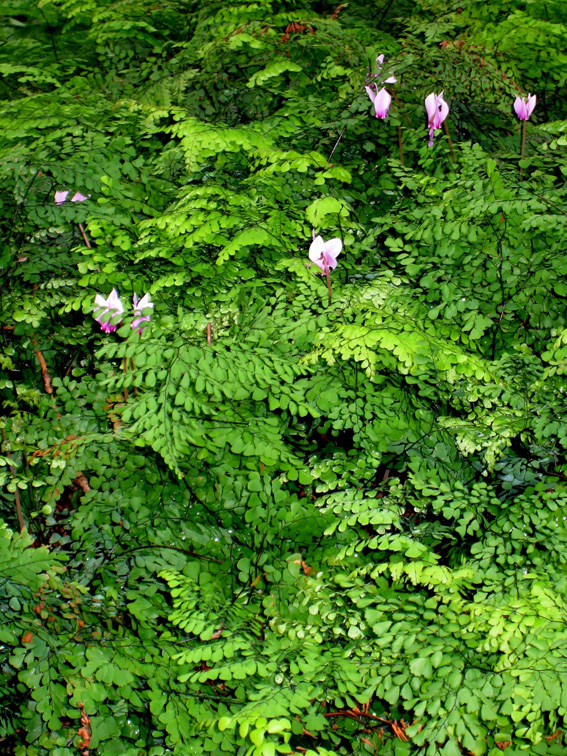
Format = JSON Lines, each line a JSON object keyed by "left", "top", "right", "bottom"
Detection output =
{"left": 514, "top": 95, "right": 528, "bottom": 120}
{"left": 426, "top": 92, "right": 449, "bottom": 145}
{"left": 309, "top": 235, "right": 326, "bottom": 263}
{"left": 93, "top": 289, "right": 124, "bottom": 333}
{"left": 376, "top": 54, "right": 385, "bottom": 65}
{"left": 374, "top": 88, "right": 391, "bottom": 119}
{"left": 54, "top": 190, "right": 69, "bottom": 205}
{"left": 71, "top": 192, "right": 88, "bottom": 202}
{"left": 322, "top": 251, "right": 336, "bottom": 271}
{"left": 131, "top": 292, "right": 153, "bottom": 332}
{"left": 107, "top": 288, "right": 124, "bottom": 315}
{"left": 383, "top": 74, "right": 397, "bottom": 84}
{"left": 425, "top": 93, "right": 437, "bottom": 124}
{"left": 526, "top": 93, "right": 537, "bottom": 118}
{"left": 324, "top": 238, "right": 342, "bottom": 262}
{"left": 365, "top": 85, "right": 376, "bottom": 104}
{"left": 436, "top": 93, "right": 449, "bottom": 128}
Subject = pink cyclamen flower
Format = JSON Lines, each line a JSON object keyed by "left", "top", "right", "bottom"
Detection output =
{"left": 309, "top": 232, "right": 342, "bottom": 273}
{"left": 425, "top": 91, "right": 449, "bottom": 147}
{"left": 514, "top": 94, "right": 536, "bottom": 121}
{"left": 365, "top": 86, "right": 392, "bottom": 119}
{"left": 54, "top": 190, "right": 89, "bottom": 204}
{"left": 93, "top": 289, "right": 124, "bottom": 333}
{"left": 131, "top": 293, "right": 153, "bottom": 334}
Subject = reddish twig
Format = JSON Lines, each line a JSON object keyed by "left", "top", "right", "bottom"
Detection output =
{"left": 78, "top": 223, "right": 92, "bottom": 250}
{"left": 206, "top": 322, "right": 212, "bottom": 344}
{"left": 74, "top": 473, "right": 90, "bottom": 494}
{"left": 32, "top": 340, "right": 61, "bottom": 419}
{"left": 77, "top": 703, "right": 91, "bottom": 755}
{"left": 32, "top": 344, "right": 53, "bottom": 396}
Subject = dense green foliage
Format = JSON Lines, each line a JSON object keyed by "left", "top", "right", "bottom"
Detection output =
{"left": 2, "top": 0, "right": 567, "bottom": 754}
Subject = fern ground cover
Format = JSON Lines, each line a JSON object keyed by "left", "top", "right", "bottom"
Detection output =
{"left": 2, "top": 0, "right": 567, "bottom": 754}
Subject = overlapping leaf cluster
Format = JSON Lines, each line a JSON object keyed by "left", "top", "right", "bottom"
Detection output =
{"left": 2, "top": 0, "right": 567, "bottom": 755}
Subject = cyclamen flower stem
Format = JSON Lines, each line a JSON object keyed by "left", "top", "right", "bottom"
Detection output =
{"left": 324, "top": 260, "right": 332, "bottom": 306}
{"left": 78, "top": 222, "right": 101, "bottom": 273}
{"left": 390, "top": 91, "right": 410, "bottom": 126}
{"left": 206, "top": 322, "right": 212, "bottom": 345}
{"left": 122, "top": 357, "right": 129, "bottom": 402}
{"left": 130, "top": 358, "right": 138, "bottom": 397}
{"left": 520, "top": 120, "right": 527, "bottom": 179}
{"left": 397, "top": 125, "right": 404, "bottom": 167}
{"left": 443, "top": 121, "right": 456, "bottom": 165}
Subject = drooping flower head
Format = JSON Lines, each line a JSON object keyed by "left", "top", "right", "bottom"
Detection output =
{"left": 514, "top": 94, "right": 536, "bottom": 121}
{"left": 93, "top": 289, "right": 124, "bottom": 333}
{"left": 425, "top": 91, "right": 449, "bottom": 147}
{"left": 131, "top": 293, "right": 153, "bottom": 334}
{"left": 365, "top": 85, "right": 392, "bottom": 119}
{"left": 309, "top": 231, "right": 342, "bottom": 273}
